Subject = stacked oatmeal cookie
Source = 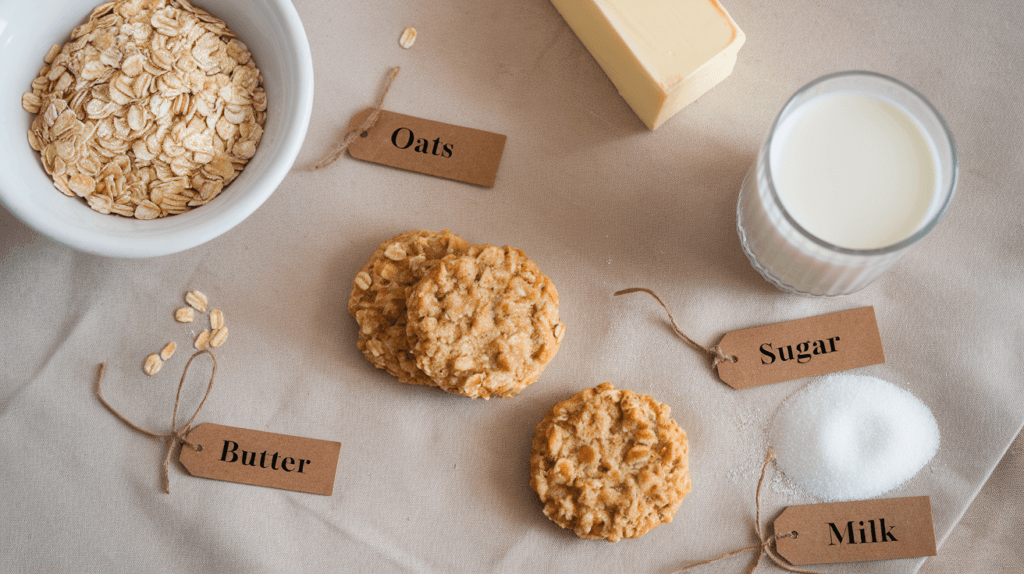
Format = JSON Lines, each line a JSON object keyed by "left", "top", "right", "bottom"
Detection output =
{"left": 348, "top": 229, "right": 565, "bottom": 399}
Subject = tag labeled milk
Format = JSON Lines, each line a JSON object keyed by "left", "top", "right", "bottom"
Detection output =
{"left": 774, "top": 496, "right": 937, "bottom": 565}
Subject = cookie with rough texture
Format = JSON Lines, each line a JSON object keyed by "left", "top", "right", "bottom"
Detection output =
{"left": 405, "top": 244, "right": 565, "bottom": 399}
{"left": 348, "top": 229, "right": 470, "bottom": 386}
{"left": 529, "top": 383, "right": 691, "bottom": 542}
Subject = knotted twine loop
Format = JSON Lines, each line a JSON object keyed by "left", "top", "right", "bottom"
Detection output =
{"left": 613, "top": 288, "right": 736, "bottom": 368}
{"left": 671, "top": 448, "right": 825, "bottom": 574}
{"left": 95, "top": 349, "right": 218, "bottom": 494}
{"left": 314, "top": 66, "right": 400, "bottom": 170}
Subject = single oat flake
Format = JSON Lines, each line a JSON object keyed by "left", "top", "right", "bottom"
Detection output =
{"left": 209, "top": 326, "right": 228, "bottom": 348}
{"left": 185, "top": 290, "right": 209, "bottom": 313}
{"left": 160, "top": 341, "right": 176, "bottom": 361}
{"left": 194, "top": 330, "right": 211, "bottom": 350}
{"left": 399, "top": 27, "right": 417, "bottom": 49}
{"left": 353, "top": 271, "right": 372, "bottom": 291}
{"left": 210, "top": 309, "right": 224, "bottom": 330}
{"left": 143, "top": 353, "right": 163, "bottom": 376}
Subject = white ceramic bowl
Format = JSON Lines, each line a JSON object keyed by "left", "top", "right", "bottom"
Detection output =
{"left": 0, "top": 0, "right": 314, "bottom": 257}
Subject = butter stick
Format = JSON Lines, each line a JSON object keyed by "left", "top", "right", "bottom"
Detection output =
{"left": 551, "top": 0, "right": 745, "bottom": 130}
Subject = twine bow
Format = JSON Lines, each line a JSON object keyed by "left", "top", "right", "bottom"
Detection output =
{"left": 672, "top": 449, "right": 824, "bottom": 574}
{"left": 95, "top": 349, "right": 217, "bottom": 494}
{"left": 613, "top": 288, "right": 736, "bottom": 368}
{"left": 315, "top": 66, "right": 400, "bottom": 169}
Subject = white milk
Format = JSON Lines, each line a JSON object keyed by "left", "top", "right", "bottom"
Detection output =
{"left": 737, "top": 73, "right": 956, "bottom": 296}
{"left": 769, "top": 91, "right": 940, "bottom": 250}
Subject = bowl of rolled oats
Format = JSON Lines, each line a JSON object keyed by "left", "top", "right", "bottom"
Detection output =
{"left": 0, "top": 0, "right": 314, "bottom": 257}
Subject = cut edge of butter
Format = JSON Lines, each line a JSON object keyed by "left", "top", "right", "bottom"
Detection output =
{"left": 551, "top": 0, "right": 745, "bottom": 130}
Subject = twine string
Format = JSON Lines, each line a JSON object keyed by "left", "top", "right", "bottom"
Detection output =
{"left": 616, "top": 288, "right": 823, "bottom": 572}
{"left": 613, "top": 288, "right": 736, "bottom": 368}
{"left": 95, "top": 349, "right": 218, "bottom": 494}
{"left": 670, "top": 448, "right": 824, "bottom": 574}
{"left": 314, "top": 66, "right": 401, "bottom": 169}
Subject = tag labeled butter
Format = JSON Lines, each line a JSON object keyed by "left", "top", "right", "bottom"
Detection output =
{"left": 346, "top": 108, "right": 506, "bottom": 187}
{"left": 716, "top": 307, "right": 884, "bottom": 390}
{"left": 179, "top": 423, "right": 341, "bottom": 495}
{"left": 774, "top": 496, "right": 937, "bottom": 565}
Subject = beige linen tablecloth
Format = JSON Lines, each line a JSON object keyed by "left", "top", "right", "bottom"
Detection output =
{"left": 2, "top": 0, "right": 1022, "bottom": 572}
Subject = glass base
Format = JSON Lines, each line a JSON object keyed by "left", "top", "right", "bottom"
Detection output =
{"left": 737, "top": 217, "right": 827, "bottom": 297}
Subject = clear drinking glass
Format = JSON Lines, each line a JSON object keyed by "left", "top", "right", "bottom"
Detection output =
{"left": 736, "top": 71, "right": 958, "bottom": 296}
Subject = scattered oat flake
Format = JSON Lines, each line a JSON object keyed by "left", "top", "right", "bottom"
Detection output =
{"left": 399, "top": 27, "right": 417, "bottom": 49}
{"left": 194, "top": 330, "right": 211, "bottom": 350}
{"left": 175, "top": 307, "right": 195, "bottom": 323}
{"left": 143, "top": 353, "right": 163, "bottom": 376}
{"left": 185, "top": 290, "right": 209, "bottom": 313}
{"left": 210, "top": 309, "right": 224, "bottom": 330}
{"left": 209, "top": 326, "right": 228, "bottom": 348}
{"left": 160, "top": 342, "right": 176, "bottom": 361}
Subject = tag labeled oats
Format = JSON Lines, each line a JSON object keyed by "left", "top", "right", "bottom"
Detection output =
{"left": 345, "top": 109, "right": 507, "bottom": 187}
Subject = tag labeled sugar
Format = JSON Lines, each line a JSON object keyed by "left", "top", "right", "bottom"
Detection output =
{"left": 345, "top": 108, "right": 507, "bottom": 187}
{"left": 179, "top": 423, "right": 341, "bottom": 495}
{"left": 716, "top": 307, "right": 885, "bottom": 389}
{"left": 769, "top": 374, "right": 940, "bottom": 502}
{"left": 774, "top": 496, "right": 937, "bottom": 565}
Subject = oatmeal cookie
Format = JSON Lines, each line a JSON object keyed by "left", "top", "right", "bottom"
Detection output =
{"left": 529, "top": 383, "right": 691, "bottom": 542}
{"left": 348, "top": 229, "right": 470, "bottom": 386}
{"left": 405, "top": 244, "right": 565, "bottom": 398}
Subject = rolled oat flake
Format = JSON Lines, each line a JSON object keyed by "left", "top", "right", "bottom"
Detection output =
{"left": 769, "top": 374, "right": 940, "bottom": 502}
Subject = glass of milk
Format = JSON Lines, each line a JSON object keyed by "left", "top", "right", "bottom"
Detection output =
{"left": 736, "top": 71, "right": 957, "bottom": 296}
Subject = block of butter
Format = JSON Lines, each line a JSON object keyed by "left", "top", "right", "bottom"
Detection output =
{"left": 550, "top": 0, "right": 745, "bottom": 130}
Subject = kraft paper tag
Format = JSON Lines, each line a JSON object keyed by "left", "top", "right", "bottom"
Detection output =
{"left": 345, "top": 108, "right": 506, "bottom": 187}
{"left": 179, "top": 423, "right": 341, "bottom": 496}
{"left": 774, "top": 496, "right": 937, "bottom": 565}
{"left": 716, "top": 307, "right": 884, "bottom": 390}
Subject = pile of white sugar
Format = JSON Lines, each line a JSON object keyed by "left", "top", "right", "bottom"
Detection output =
{"left": 769, "top": 374, "right": 940, "bottom": 502}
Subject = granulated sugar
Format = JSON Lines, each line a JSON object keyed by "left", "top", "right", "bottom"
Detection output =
{"left": 769, "top": 374, "right": 940, "bottom": 502}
